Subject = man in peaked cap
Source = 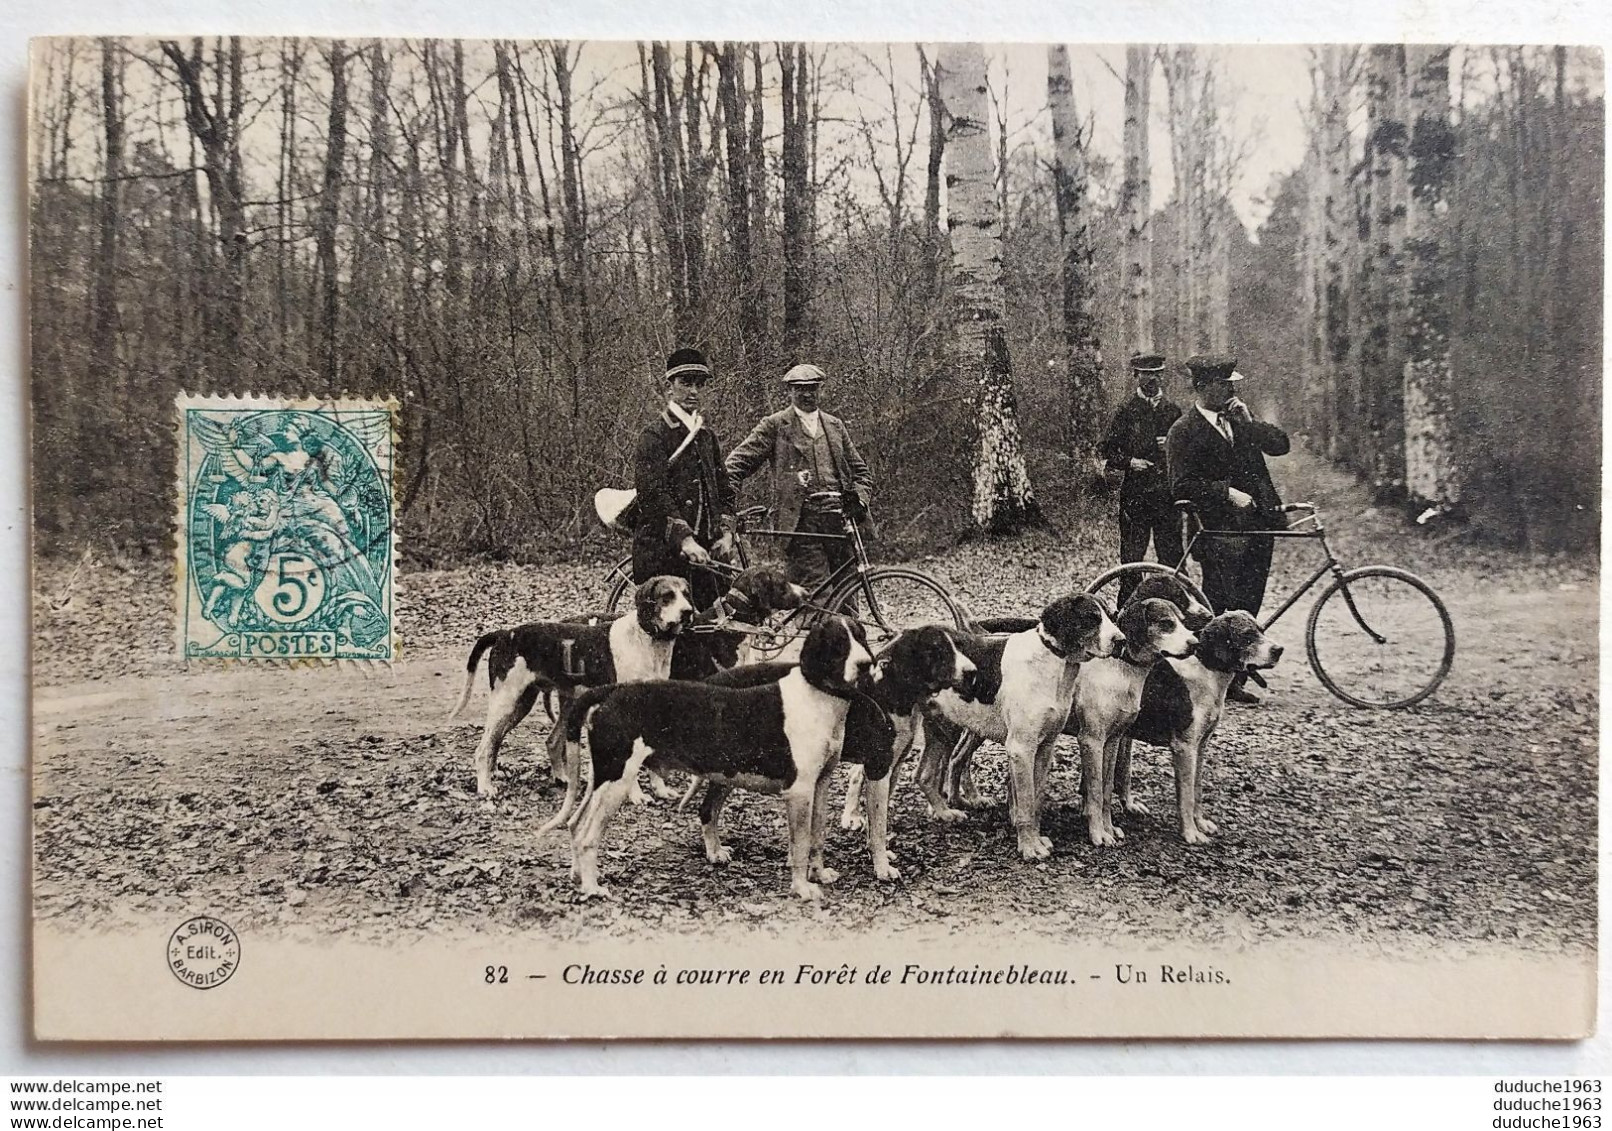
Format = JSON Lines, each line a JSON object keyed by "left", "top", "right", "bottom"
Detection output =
{"left": 632, "top": 347, "right": 736, "bottom": 611}
{"left": 1101, "top": 351, "right": 1185, "bottom": 604}
{"left": 1166, "top": 355, "right": 1291, "bottom": 703}
{"left": 726, "top": 363, "right": 874, "bottom": 593}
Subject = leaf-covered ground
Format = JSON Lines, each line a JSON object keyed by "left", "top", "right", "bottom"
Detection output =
{"left": 32, "top": 452, "right": 1597, "bottom": 954}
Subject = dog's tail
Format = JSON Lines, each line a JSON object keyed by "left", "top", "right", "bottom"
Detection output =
{"left": 676, "top": 774, "right": 704, "bottom": 814}
{"left": 536, "top": 684, "right": 622, "bottom": 837}
{"left": 446, "top": 631, "right": 503, "bottom": 722}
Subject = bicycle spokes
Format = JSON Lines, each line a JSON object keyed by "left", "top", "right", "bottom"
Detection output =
{"left": 1306, "top": 567, "right": 1454, "bottom": 709}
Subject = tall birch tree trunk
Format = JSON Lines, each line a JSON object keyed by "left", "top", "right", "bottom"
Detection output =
{"left": 1047, "top": 45, "right": 1103, "bottom": 451}
{"left": 1402, "top": 45, "right": 1462, "bottom": 511}
{"left": 1162, "top": 47, "right": 1200, "bottom": 357}
{"left": 1361, "top": 44, "right": 1408, "bottom": 497}
{"left": 939, "top": 42, "right": 1041, "bottom": 533}
{"left": 1120, "top": 45, "right": 1153, "bottom": 355}
{"left": 1299, "top": 140, "right": 1329, "bottom": 448}
{"left": 1320, "top": 45, "right": 1351, "bottom": 463}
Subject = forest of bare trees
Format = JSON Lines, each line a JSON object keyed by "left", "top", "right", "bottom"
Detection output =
{"left": 29, "top": 38, "right": 1603, "bottom": 561}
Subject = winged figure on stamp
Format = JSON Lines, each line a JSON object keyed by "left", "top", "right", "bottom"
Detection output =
{"left": 190, "top": 411, "right": 391, "bottom": 650}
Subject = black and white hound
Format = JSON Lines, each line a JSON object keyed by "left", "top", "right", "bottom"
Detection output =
{"left": 542, "top": 564, "right": 809, "bottom": 798}
{"left": 923, "top": 593, "right": 1124, "bottom": 861}
{"left": 1068, "top": 597, "right": 1198, "bottom": 847}
{"left": 919, "top": 573, "right": 1214, "bottom": 821}
{"left": 548, "top": 617, "right": 875, "bottom": 901}
{"left": 447, "top": 575, "right": 695, "bottom": 798}
{"left": 698, "top": 624, "right": 977, "bottom": 881}
{"left": 1117, "top": 610, "right": 1283, "bottom": 844}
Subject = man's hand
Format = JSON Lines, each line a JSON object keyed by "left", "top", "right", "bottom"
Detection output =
{"left": 1228, "top": 487, "right": 1254, "bottom": 509}
{"left": 680, "top": 536, "right": 711, "bottom": 565}
{"left": 1226, "top": 397, "right": 1254, "bottom": 424}
{"left": 711, "top": 532, "right": 736, "bottom": 561}
{"left": 1129, "top": 458, "right": 1155, "bottom": 472}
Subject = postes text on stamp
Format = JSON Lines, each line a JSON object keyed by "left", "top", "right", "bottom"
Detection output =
{"left": 176, "top": 395, "right": 398, "bottom": 662}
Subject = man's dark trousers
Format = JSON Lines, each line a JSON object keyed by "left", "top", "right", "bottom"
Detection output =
{"left": 1117, "top": 491, "right": 1185, "bottom": 605}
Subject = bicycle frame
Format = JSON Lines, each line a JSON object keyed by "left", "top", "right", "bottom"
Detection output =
{"left": 1180, "top": 515, "right": 1380, "bottom": 641}
{"left": 743, "top": 514, "right": 874, "bottom": 628}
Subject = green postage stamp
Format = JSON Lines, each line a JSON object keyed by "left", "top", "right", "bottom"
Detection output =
{"left": 175, "top": 394, "right": 399, "bottom": 662}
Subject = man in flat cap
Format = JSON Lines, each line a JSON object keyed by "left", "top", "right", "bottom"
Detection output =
{"left": 1166, "top": 355, "right": 1291, "bottom": 703}
{"left": 633, "top": 347, "right": 736, "bottom": 611}
{"left": 1101, "top": 351, "right": 1185, "bottom": 604}
{"left": 726, "top": 363, "right": 874, "bottom": 593}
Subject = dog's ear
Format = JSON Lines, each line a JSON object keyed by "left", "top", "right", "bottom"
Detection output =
{"left": 632, "top": 579, "right": 658, "bottom": 609}
{"left": 798, "top": 617, "right": 844, "bottom": 688}
{"left": 916, "top": 626, "right": 955, "bottom": 687}
{"left": 1117, "top": 600, "right": 1152, "bottom": 645}
{"left": 1043, "top": 594, "right": 1100, "bottom": 654}
{"left": 1198, "top": 614, "right": 1242, "bottom": 671}
{"left": 1228, "top": 612, "right": 1265, "bottom": 667}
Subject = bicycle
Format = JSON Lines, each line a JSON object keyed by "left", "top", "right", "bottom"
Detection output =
{"left": 1085, "top": 501, "right": 1455, "bottom": 709}
{"left": 601, "top": 494, "right": 968, "bottom": 650}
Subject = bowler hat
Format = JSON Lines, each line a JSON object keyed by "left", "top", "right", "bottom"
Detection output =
{"left": 1185, "top": 355, "right": 1242, "bottom": 385}
{"left": 665, "top": 347, "right": 713, "bottom": 382}
{"left": 782, "top": 363, "right": 827, "bottom": 386}
{"left": 1129, "top": 353, "right": 1167, "bottom": 373}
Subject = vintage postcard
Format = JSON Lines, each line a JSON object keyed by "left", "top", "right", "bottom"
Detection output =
{"left": 29, "top": 36, "right": 1597, "bottom": 1040}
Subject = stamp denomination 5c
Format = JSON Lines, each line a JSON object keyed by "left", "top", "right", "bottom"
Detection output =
{"left": 176, "top": 395, "right": 399, "bottom": 662}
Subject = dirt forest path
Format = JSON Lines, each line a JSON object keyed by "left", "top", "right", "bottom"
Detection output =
{"left": 31, "top": 451, "right": 1598, "bottom": 952}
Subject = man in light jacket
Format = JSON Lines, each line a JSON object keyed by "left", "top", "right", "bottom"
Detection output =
{"left": 726, "top": 364, "right": 875, "bottom": 591}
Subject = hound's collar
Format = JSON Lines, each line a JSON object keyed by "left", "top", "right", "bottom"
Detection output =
{"left": 1036, "top": 624, "right": 1070, "bottom": 659}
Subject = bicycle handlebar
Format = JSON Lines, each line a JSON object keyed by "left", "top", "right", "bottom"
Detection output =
{"left": 1176, "top": 498, "right": 1319, "bottom": 515}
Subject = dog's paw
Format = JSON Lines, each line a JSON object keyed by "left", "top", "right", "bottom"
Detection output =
{"left": 873, "top": 861, "right": 902, "bottom": 882}
{"left": 579, "top": 882, "right": 615, "bottom": 900}
{"left": 1017, "top": 831, "right": 1052, "bottom": 861}
{"left": 840, "top": 812, "right": 867, "bottom": 831}
{"left": 649, "top": 782, "right": 681, "bottom": 802}
{"left": 707, "top": 846, "right": 734, "bottom": 866}
{"left": 476, "top": 780, "right": 499, "bottom": 800}
{"left": 812, "top": 865, "right": 841, "bottom": 885}
{"left": 958, "top": 789, "right": 989, "bottom": 809}
{"left": 793, "top": 880, "right": 825, "bottom": 902}
{"left": 1122, "top": 798, "right": 1151, "bottom": 817}
{"left": 627, "top": 785, "right": 649, "bottom": 807}
{"left": 1083, "top": 824, "right": 1121, "bottom": 850}
{"left": 1181, "top": 826, "right": 1212, "bottom": 846}
{"left": 1195, "top": 815, "right": 1219, "bottom": 836}
{"left": 928, "top": 805, "right": 968, "bottom": 824}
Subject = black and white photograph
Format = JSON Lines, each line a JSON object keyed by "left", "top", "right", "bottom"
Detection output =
{"left": 27, "top": 35, "right": 1599, "bottom": 1040}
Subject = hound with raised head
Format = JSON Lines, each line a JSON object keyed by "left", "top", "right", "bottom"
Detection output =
{"left": 447, "top": 575, "right": 694, "bottom": 798}
{"left": 1118, "top": 610, "right": 1283, "bottom": 844}
{"left": 923, "top": 593, "right": 1124, "bottom": 861}
{"left": 550, "top": 617, "right": 875, "bottom": 901}
{"left": 542, "top": 564, "right": 810, "bottom": 797}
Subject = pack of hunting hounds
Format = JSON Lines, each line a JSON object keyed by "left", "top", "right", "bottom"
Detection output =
{"left": 447, "top": 564, "right": 1283, "bottom": 901}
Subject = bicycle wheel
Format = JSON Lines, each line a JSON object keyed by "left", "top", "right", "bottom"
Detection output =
{"left": 603, "top": 556, "right": 634, "bottom": 614}
{"left": 1305, "top": 565, "right": 1454, "bottom": 709}
{"left": 1084, "top": 561, "right": 1210, "bottom": 612}
{"left": 829, "top": 566, "right": 968, "bottom": 648}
